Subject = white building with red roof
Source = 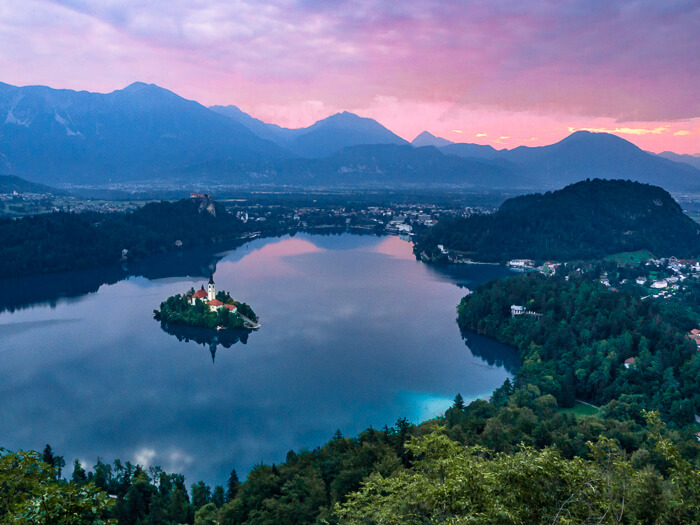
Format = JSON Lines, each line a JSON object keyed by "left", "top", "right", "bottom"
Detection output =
{"left": 208, "top": 299, "right": 224, "bottom": 312}
{"left": 189, "top": 287, "right": 208, "bottom": 305}
{"left": 187, "top": 276, "right": 239, "bottom": 313}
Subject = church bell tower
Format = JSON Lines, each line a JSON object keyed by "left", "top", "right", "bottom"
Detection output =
{"left": 207, "top": 275, "right": 216, "bottom": 301}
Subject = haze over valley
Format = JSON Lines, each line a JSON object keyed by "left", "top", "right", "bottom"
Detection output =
{"left": 1, "top": 81, "right": 699, "bottom": 193}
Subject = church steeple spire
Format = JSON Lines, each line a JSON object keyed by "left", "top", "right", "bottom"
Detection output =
{"left": 207, "top": 275, "right": 216, "bottom": 301}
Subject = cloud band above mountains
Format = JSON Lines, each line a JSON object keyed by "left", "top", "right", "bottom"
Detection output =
{"left": 0, "top": 1, "right": 698, "bottom": 152}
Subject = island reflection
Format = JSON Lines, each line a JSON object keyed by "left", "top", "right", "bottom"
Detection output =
{"left": 159, "top": 321, "right": 250, "bottom": 362}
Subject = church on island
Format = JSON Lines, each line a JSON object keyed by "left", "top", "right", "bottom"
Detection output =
{"left": 187, "top": 276, "right": 237, "bottom": 314}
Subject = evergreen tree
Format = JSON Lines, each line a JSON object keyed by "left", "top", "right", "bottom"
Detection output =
{"left": 41, "top": 444, "right": 55, "bottom": 469}
{"left": 212, "top": 485, "right": 225, "bottom": 508}
{"left": 191, "top": 480, "right": 212, "bottom": 511}
{"left": 226, "top": 468, "right": 240, "bottom": 501}
{"left": 71, "top": 458, "right": 88, "bottom": 485}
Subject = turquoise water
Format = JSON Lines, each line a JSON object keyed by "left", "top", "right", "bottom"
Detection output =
{"left": 0, "top": 233, "right": 517, "bottom": 484}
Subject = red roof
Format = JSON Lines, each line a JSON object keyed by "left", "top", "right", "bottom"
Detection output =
{"left": 624, "top": 357, "right": 636, "bottom": 365}
{"left": 208, "top": 299, "right": 223, "bottom": 306}
{"left": 192, "top": 289, "right": 207, "bottom": 299}
{"left": 691, "top": 329, "right": 700, "bottom": 335}
{"left": 224, "top": 304, "right": 237, "bottom": 311}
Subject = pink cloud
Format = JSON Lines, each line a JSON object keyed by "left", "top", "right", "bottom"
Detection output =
{"left": 0, "top": 0, "right": 697, "bottom": 153}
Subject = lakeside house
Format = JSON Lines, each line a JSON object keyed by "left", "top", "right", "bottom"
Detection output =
{"left": 511, "top": 305, "right": 543, "bottom": 319}
{"left": 511, "top": 305, "right": 526, "bottom": 316}
{"left": 508, "top": 259, "right": 535, "bottom": 269}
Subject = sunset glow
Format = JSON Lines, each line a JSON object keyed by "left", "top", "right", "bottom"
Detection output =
{"left": 1, "top": 0, "right": 697, "bottom": 153}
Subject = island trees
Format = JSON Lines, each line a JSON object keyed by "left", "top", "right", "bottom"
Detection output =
{"left": 153, "top": 293, "right": 257, "bottom": 331}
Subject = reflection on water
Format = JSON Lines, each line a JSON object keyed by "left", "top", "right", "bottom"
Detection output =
{"left": 0, "top": 242, "right": 242, "bottom": 315}
{"left": 160, "top": 322, "right": 250, "bottom": 362}
{"left": 0, "top": 233, "right": 519, "bottom": 485}
{"left": 461, "top": 330, "right": 520, "bottom": 374}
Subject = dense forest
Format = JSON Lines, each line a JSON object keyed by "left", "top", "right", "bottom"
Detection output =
{"left": 3, "top": 393, "right": 699, "bottom": 524}
{"left": 0, "top": 196, "right": 252, "bottom": 277}
{"left": 415, "top": 179, "right": 700, "bottom": 262}
{"left": 457, "top": 272, "right": 700, "bottom": 427}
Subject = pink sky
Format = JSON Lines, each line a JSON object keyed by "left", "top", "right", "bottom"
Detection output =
{"left": 1, "top": 0, "right": 698, "bottom": 153}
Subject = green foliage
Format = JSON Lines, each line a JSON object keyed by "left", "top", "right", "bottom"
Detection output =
{"left": 0, "top": 197, "right": 247, "bottom": 277}
{"left": 0, "top": 449, "right": 114, "bottom": 524}
{"left": 154, "top": 292, "right": 256, "bottom": 331}
{"left": 457, "top": 272, "right": 700, "bottom": 426}
{"left": 336, "top": 418, "right": 700, "bottom": 525}
{"left": 415, "top": 179, "right": 700, "bottom": 262}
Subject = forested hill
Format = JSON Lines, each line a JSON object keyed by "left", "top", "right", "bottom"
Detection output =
{"left": 416, "top": 179, "right": 700, "bottom": 262}
{"left": 0, "top": 174, "right": 64, "bottom": 194}
{"left": 0, "top": 196, "right": 248, "bottom": 277}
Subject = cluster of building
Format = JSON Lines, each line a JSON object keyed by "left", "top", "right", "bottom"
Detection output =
{"left": 633, "top": 257, "right": 700, "bottom": 300}
{"left": 187, "top": 276, "right": 237, "bottom": 314}
{"left": 0, "top": 189, "right": 143, "bottom": 216}
{"left": 233, "top": 201, "right": 488, "bottom": 234}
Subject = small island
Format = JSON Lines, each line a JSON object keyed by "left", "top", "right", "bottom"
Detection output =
{"left": 153, "top": 275, "right": 260, "bottom": 330}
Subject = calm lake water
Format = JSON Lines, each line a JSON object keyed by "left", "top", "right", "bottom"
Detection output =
{"left": 0, "top": 233, "right": 518, "bottom": 485}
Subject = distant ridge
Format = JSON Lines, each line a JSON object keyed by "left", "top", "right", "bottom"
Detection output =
{"left": 441, "top": 142, "right": 503, "bottom": 160}
{"left": 212, "top": 106, "right": 408, "bottom": 158}
{"left": 0, "top": 81, "right": 698, "bottom": 191}
{"left": 656, "top": 151, "right": 700, "bottom": 170}
{"left": 0, "top": 175, "right": 64, "bottom": 194}
{"left": 288, "top": 112, "right": 408, "bottom": 158}
{"left": 0, "top": 82, "right": 293, "bottom": 184}
{"left": 441, "top": 131, "right": 700, "bottom": 191}
{"left": 412, "top": 131, "right": 453, "bottom": 148}
{"left": 415, "top": 179, "right": 700, "bottom": 262}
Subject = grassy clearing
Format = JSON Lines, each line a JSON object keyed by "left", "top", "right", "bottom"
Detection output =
{"left": 605, "top": 250, "right": 655, "bottom": 266}
{"left": 560, "top": 401, "right": 601, "bottom": 418}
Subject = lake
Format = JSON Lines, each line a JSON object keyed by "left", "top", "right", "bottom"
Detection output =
{"left": 0, "top": 233, "right": 518, "bottom": 485}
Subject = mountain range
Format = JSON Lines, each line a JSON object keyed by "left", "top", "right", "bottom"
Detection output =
{"left": 1, "top": 81, "right": 699, "bottom": 191}
{"left": 210, "top": 106, "right": 407, "bottom": 158}
{"left": 0, "top": 82, "right": 291, "bottom": 183}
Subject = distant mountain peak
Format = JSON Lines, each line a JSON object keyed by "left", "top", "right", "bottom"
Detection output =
{"left": 317, "top": 111, "right": 372, "bottom": 126}
{"left": 119, "top": 82, "right": 179, "bottom": 99}
{"left": 123, "top": 81, "right": 159, "bottom": 91}
{"left": 412, "top": 131, "right": 453, "bottom": 148}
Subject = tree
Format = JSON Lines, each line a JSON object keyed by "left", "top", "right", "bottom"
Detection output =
{"left": 225, "top": 468, "right": 240, "bottom": 502}
{"left": 41, "top": 444, "right": 55, "bottom": 470}
{"left": 194, "top": 502, "right": 219, "bottom": 525}
{"left": 212, "top": 485, "right": 225, "bottom": 508}
{"left": 191, "top": 481, "right": 211, "bottom": 511}
{"left": 168, "top": 475, "right": 191, "bottom": 523}
{"left": 452, "top": 393, "right": 465, "bottom": 410}
{"left": 71, "top": 458, "right": 88, "bottom": 485}
{"left": 0, "top": 449, "right": 114, "bottom": 524}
